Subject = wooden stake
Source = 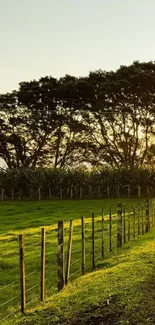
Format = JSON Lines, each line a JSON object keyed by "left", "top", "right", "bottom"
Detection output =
{"left": 138, "top": 204, "right": 140, "bottom": 235}
{"left": 128, "top": 210, "right": 130, "bottom": 241}
{"left": 109, "top": 207, "right": 112, "bottom": 252}
{"left": 146, "top": 199, "right": 150, "bottom": 232}
{"left": 133, "top": 208, "right": 136, "bottom": 238}
{"left": 123, "top": 206, "right": 126, "bottom": 243}
{"left": 102, "top": 209, "right": 104, "bottom": 257}
{"left": 92, "top": 212, "right": 95, "bottom": 270}
{"left": 11, "top": 188, "right": 14, "bottom": 200}
{"left": 65, "top": 220, "right": 73, "bottom": 284}
{"left": 81, "top": 217, "right": 85, "bottom": 275}
{"left": 58, "top": 221, "right": 64, "bottom": 292}
{"left": 117, "top": 203, "right": 122, "bottom": 248}
{"left": 19, "top": 235, "right": 26, "bottom": 313}
{"left": 41, "top": 228, "right": 46, "bottom": 302}
{"left": 39, "top": 188, "right": 41, "bottom": 201}
{"left": 1, "top": 188, "right": 4, "bottom": 201}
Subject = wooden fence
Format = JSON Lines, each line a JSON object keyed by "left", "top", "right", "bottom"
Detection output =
{"left": 0, "top": 199, "right": 155, "bottom": 322}
{"left": 0, "top": 185, "right": 154, "bottom": 201}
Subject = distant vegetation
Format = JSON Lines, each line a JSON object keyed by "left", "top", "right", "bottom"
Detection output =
{"left": 0, "top": 167, "right": 155, "bottom": 198}
{"left": 1, "top": 61, "right": 155, "bottom": 170}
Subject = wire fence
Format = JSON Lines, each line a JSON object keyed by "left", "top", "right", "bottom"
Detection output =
{"left": 0, "top": 184, "right": 154, "bottom": 201}
{"left": 0, "top": 198, "right": 155, "bottom": 322}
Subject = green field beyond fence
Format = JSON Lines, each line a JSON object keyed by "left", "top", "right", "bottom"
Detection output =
{"left": 0, "top": 199, "right": 155, "bottom": 323}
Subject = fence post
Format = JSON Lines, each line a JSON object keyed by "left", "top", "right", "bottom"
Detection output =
{"left": 147, "top": 186, "right": 150, "bottom": 198}
{"left": 107, "top": 186, "right": 110, "bottom": 198}
{"left": 19, "top": 234, "right": 26, "bottom": 313}
{"left": 133, "top": 207, "right": 136, "bottom": 238}
{"left": 49, "top": 188, "right": 51, "bottom": 199}
{"left": 70, "top": 186, "right": 73, "bottom": 199}
{"left": 81, "top": 217, "right": 85, "bottom": 275}
{"left": 153, "top": 200, "right": 155, "bottom": 227}
{"left": 146, "top": 199, "right": 150, "bottom": 232}
{"left": 18, "top": 189, "right": 22, "bottom": 201}
{"left": 41, "top": 228, "right": 46, "bottom": 302}
{"left": 102, "top": 209, "right": 104, "bottom": 257}
{"left": 60, "top": 188, "right": 63, "bottom": 200}
{"left": 11, "top": 188, "right": 14, "bottom": 200}
{"left": 123, "top": 206, "right": 126, "bottom": 243}
{"left": 58, "top": 221, "right": 64, "bottom": 292}
{"left": 89, "top": 185, "right": 92, "bottom": 198}
{"left": 128, "top": 210, "right": 130, "bottom": 241}
{"left": 39, "top": 188, "right": 41, "bottom": 201}
{"left": 80, "top": 187, "right": 83, "bottom": 199}
{"left": 92, "top": 212, "right": 95, "bottom": 270}
{"left": 65, "top": 220, "right": 73, "bottom": 285}
{"left": 109, "top": 207, "right": 112, "bottom": 252}
{"left": 142, "top": 206, "right": 144, "bottom": 235}
{"left": 1, "top": 188, "right": 4, "bottom": 201}
{"left": 98, "top": 187, "right": 101, "bottom": 199}
{"left": 138, "top": 185, "right": 141, "bottom": 198}
{"left": 117, "top": 203, "right": 122, "bottom": 248}
{"left": 138, "top": 204, "right": 140, "bottom": 235}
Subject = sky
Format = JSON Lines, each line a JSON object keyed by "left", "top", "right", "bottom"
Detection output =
{"left": 0, "top": 0, "right": 155, "bottom": 94}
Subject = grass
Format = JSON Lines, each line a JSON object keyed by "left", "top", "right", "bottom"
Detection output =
{"left": 5, "top": 226, "right": 155, "bottom": 325}
{"left": 0, "top": 198, "right": 153, "bottom": 324}
{"left": 0, "top": 198, "right": 144, "bottom": 236}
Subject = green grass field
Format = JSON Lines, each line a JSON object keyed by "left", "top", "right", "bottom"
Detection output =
{"left": 0, "top": 198, "right": 153, "bottom": 324}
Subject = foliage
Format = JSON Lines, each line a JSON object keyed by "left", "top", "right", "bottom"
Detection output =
{"left": 1, "top": 61, "right": 155, "bottom": 169}
{"left": 0, "top": 167, "right": 155, "bottom": 199}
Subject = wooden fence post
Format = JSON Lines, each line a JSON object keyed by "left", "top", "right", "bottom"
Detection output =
{"left": 102, "top": 209, "right": 104, "bottom": 257}
{"left": 1, "top": 188, "right": 4, "bottom": 201}
{"left": 80, "top": 187, "right": 83, "bottom": 199}
{"left": 98, "top": 187, "right": 101, "bottom": 199}
{"left": 117, "top": 203, "right": 122, "bottom": 248}
{"left": 92, "top": 212, "right": 95, "bottom": 270}
{"left": 39, "top": 188, "right": 41, "bottom": 201}
{"left": 142, "top": 206, "right": 144, "bottom": 235}
{"left": 133, "top": 207, "right": 136, "bottom": 238}
{"left": 147, "top": 185, "right": 150, "bottom": 198}
{"left": 58, "top": 221, "right": 64, "bottom": 292}
{"left": 70, "top": 186, "right": 73, "bottom": 199}
{"left": 49, "top": 188, "right": 51, "bottom": 199}
{"left": 65, "top": 220, "right": 73, "bottom": 285}
{"left": 146, "top": 199, "right": 150, "bottom": 232}
{"left": 41, "top": 228, "right": 46, "bottom": 302}
{"left": 60, "top": 188, "right": 63, "bottom": 200}
{"left": 138, "top": 204, "right": 140, "bottom": 235}
{"left": 153, "top": 201, "right": 155, "bottom": 227}
{"left": 128, "top": 210, "right": 130, "bottom": 241}
{"left": 89, "top": 185, "right": 92, "bottom": 198}
{"left": 18, "top": 189, "right": 22, "bottom": 201}
{"left": 123, "top": 206, "right": 126, "bottom": 243}
{"left": 11, "top": 188, "right": 14, "bottom": 200}
{"left": 109, "top": 207, "right": 112, "bottom": 252}
{"left": 81, "top": 217, "right": 85, "bottom": 275}
{"left": 107, "top": 186, "right": 110, "bottom": 198}
{"left": 19, "top": 235, "right": 26, "bottom": 313}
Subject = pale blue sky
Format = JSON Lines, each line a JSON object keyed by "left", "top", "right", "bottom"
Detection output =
{"left": 0, "top": 0, "right": 155, "bottom": 94}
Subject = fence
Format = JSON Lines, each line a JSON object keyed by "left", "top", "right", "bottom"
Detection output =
{"left": 0, "top": 199, "right": 155, "bottom": 322}
{"left": 0, "top": 185, "right": 154, "bottom": 201}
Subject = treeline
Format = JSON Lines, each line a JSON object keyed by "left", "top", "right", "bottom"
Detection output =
{"left": 1, "top": 61, "right": 155, "bottom": 170}
{"left": 0, "top": 167, "right": 155, "bottom": 199}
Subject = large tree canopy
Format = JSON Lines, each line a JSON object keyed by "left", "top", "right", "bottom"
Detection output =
{"left": 1, "top": 61, "right": 155, "bottom": 169}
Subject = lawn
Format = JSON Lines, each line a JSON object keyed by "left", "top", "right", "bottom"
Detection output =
{"left": 0, "top": 198, "right": 153, "bottom": 324}
{"left": 17, "top": 228, "right": 155, "bottom": 325}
